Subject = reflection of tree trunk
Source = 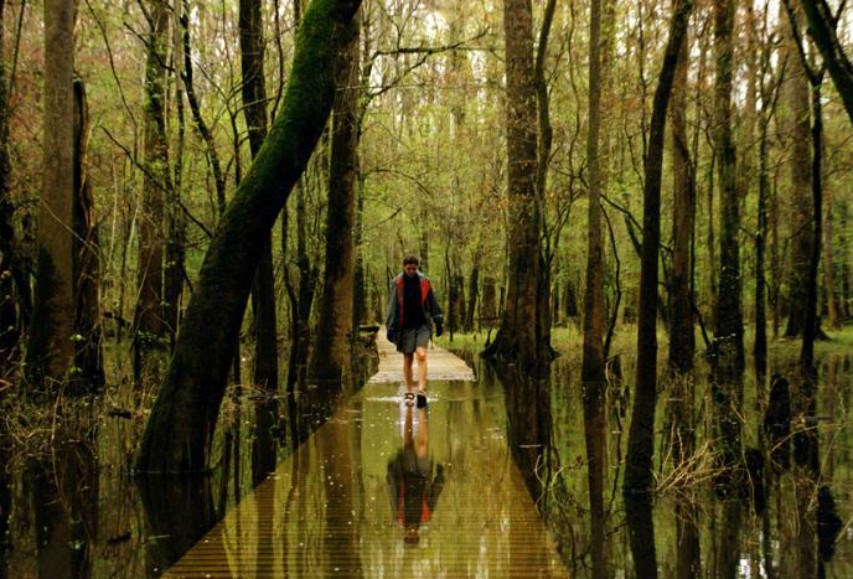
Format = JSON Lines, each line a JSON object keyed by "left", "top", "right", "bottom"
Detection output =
{"left": 136, "top": 474, "right": 216, "bottom": 574}
{"left": 135, "top": 0, "right": 363, "bottom": 474}
{"left": 27, "top": 0, "right": 75, "bottom": 385}
{"left": 252, "top": 398, "right": 278, "bottom": 486}
{"left": 0, "top": 444, "right": 8, "bottom": 579}
{"left": 625, "top": 495, "right": 657, "bottom": 579}
{"left": 716, "top": 501, "right": 742, "bottom": 579}
{"left": 320, "top": 411, "right": 363, "bottom": 577}
{"left": 72, "top": 80, "right": 104, "bottom": 391}
{"left": 310, "top": 8, "right": 361, "bottom": 389}
{"left": 625, "top": 0, "right": 692, "bottom": 493}
{"left": 676, "top": 499, "right": 700, "bottom": 579}
{"left": 32, "top": 434, "right": 99, "bottom": 579}
{"left": 501, "top": 365, "right": 552, "bottom": 502}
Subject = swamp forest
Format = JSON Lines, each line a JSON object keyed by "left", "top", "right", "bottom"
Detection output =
{"left": 1, "top": 0, "right": 853, "bottom": 576}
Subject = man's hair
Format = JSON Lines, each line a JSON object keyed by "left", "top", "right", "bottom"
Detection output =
{"left": 403, "top": 255, "right": 419, "bottom": 266}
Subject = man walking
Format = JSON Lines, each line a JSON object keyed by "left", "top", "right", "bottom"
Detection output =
{"left": 385, "top": 256, "right": 443, "bottom": 407}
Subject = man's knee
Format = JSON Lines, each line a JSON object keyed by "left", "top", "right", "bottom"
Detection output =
{"left": 415, "top": 349, "right": 427, "bottom": 362}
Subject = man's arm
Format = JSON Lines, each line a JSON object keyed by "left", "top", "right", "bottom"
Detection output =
{"left": 385, "top": 279, "right": 398, "bottom": 331}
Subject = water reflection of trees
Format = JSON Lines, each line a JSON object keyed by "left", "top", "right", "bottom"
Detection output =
{"left": 485, "top": 349, "right": 853, "bottom": 578}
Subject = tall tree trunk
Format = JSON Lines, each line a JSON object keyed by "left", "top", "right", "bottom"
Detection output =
{"left": 755, "top": 22, "right": 782, "bottom": 386}
{"left": 135, "top": 0, "right": 363, "bottom": 474}
{"left": 72, "top": 80, "right": 104, "bottom": 391}
{"left": 134, "top": 0, "right": 171, "bottom": 382}
{"left": 482, "top": 0, "right": 551, "bottom": 375}
{"left": 624, "top": 0, "right": 693, "bottom": 495}
{"left": 164, "top": 11, "right": 186, "bottom": 349}
{"left": 26, "top": 0, "right": 75, "bottom": 385}
{"left": 309, "top": 7, "right": 361, "bottom": 389}
{"left": 713, "top": 0, "right": 744, "bottom": 374}
{"left": 0, "top": 0, "right": 17, "bottom": 371}
{"left": 240, "top": 0, "right": 278, "bottom": 392}
{"left": 668, "top": 43, "right": 695, "bottom": 374}
{"left": 582, "top": 0, "right": 608, "bottom": 575}
{"left": 782, "top": 17, "right": 813, "bottom": 339}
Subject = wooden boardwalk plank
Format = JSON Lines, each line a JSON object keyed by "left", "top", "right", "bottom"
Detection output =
{"left": 368, "top": 329, "right": 476, "bottom": 384}
{"left": 165, "top": 360, "right": 566, "bottom": 578}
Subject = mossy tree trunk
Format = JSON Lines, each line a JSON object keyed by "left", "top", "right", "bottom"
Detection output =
{"left": 310, "top": 7, "right": 361, "bottom": 390}
{"left": 134, "top": 0, "right": 171, "bottom": 382}
{"left": 623, "top": 0, "right": 693, "bottom": 494}
{"left": 26, "top": 0, "right": 75, "bottom": 386}
{"left": 135, "top": 0, "right": 364, "bottom": 474}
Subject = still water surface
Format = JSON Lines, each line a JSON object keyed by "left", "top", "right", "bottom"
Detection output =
{"left": 1, "top": 347, "right": 852, "bottom": 577}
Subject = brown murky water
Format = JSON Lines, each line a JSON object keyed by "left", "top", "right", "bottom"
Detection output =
{"left": 2, "top": 346, "right": 852, "bottom": 578}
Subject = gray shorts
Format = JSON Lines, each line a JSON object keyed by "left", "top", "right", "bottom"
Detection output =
{"left": 397, "top": 325, "right": 430, "bottom": 355}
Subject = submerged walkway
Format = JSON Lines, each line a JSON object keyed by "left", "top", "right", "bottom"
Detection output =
{"left": 165, "top": 339, "right": 567, "bottom": 578}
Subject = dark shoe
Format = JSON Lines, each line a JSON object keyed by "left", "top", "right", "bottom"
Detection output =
{"left": 403, "top": 392, "right": 415, "bottom": 407}
{"left": 416, "top": 392, "right": 427, "bottom": 409}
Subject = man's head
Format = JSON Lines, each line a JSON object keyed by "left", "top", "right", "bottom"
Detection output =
{"left": 403, "top": 256, "right": 419, "bottom": 277}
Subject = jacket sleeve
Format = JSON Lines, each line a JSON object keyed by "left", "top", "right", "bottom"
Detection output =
{"left": 426, "top": 285, "right": 443, "bottom": 324}
{"left": 385, "top": 279, "right": 398, "bottom": 330}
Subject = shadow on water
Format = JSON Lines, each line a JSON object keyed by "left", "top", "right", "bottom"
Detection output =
{"left": 477, "top": 345, "right": 853, "bottom": 579}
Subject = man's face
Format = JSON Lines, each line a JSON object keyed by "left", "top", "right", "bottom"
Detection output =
{"left": 404, "top": 264, "right": 418, "bottom": 277}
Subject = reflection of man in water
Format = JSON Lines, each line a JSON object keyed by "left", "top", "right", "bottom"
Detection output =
{"left": 387, "top": 403, "right": 445, "bottom": 545}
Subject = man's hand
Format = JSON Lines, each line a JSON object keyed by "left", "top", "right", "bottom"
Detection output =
{"left": 435, "top": 322, "right": 443, "bottom": 337}
{"left": 386, "top": 327, "right": 397, "bottom": 343}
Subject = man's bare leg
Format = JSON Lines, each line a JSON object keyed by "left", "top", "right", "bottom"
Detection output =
{"left": 403, "top": 353, "right": 415, "bottom": 392}
{"left": 416, "top": 346, "right": 428, "bottom": 393}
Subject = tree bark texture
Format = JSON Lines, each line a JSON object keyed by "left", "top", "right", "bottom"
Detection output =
{"left": 72, "top": 80, "right": 104, "bottom": 391}
{"left": 135, "top": 0, "right": 364, "bottom": 474}
{"left": 668, "top": 42, "right": 695, "bottom": 374}
{"left": 782, "top": 17, "right": 813, "bottom": 339}
{"left": 310, "top": 7, "right": 361, "bottom": 388}
{"left": 0, "top": 0, "right": 17, "bottom": 369}
{"left": 483, "top": 0, "right": 551, "bottom": 374}
{"left": 713, "top": 0, "right": 744, "bottom": 373}
{"left": 27, "top": 0, "right": 75, "bottom": 385}
{"left": 582, "top": 0, "right": 608, "bottom": 575}
{"left": 624, "top": 0, "right": 693, "bottom": 494}
{"left": 135, "top": 0, "right": 171, "bottom": 379}
{"left": 239, "top": 0, "right": 278, "bottom": 391}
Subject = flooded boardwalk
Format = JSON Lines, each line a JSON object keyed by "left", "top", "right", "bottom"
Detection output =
{"left": 165, "top": 340, "right": 567, "bottom": 578}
